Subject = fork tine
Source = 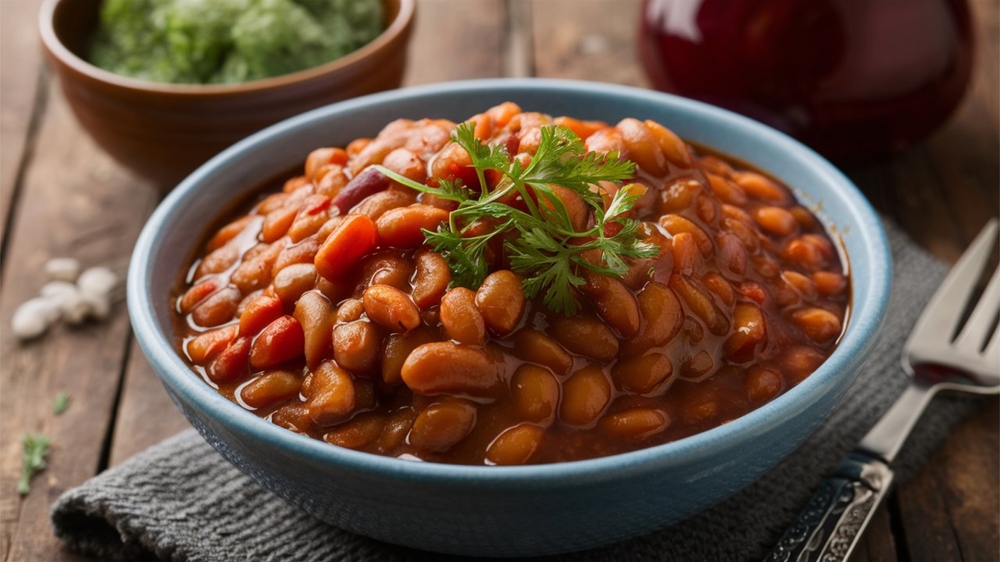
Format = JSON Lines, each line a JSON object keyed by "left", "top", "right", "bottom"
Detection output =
{"left": 985, "top": 322, "right": 1000, "bottom": 367}
{"left": 907, "top": 219, "right": 999, "bottom": 349}
{"left": 954, "top": 262, "right": 1000, "bottom": 353}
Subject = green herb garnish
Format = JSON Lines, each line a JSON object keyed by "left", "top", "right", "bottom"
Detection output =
{"left": 53, "top": 392, "right": 70, "bottom": 416}
{"left": 376, "top": 123, "right": 657, "bottom": 315}
{"left": 18, "top": 433, "right": 50, "bottom": 496}
{"left": 90, "top": 0, "right": 384, "bottom": 84}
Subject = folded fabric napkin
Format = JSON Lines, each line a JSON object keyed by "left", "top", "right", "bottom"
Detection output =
{"left": 52, "top": 222, "right": 987, "bottom": 562}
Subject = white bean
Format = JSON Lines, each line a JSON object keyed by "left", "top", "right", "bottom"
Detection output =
{"left": 12, "top": 297, "right": 60, "bottom": 340}
{"left": 44, "top": 257, "right": 81, "bottom": 282}
{"left": 77, "top": 266, "right": 119, "bottom": 299}
{"left": 40, "top": 281, "right": 80, "bottom": 313}
{"left": 63, "top": 292, "right": 110, "bottom": 325}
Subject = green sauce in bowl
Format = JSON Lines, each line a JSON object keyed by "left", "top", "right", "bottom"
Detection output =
{"left": 89, "top": 0, "right": 384, "bottom": 84}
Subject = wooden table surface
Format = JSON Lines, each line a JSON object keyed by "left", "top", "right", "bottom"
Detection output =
{"left": 1, "top": 1, "right": 997, "bottom": 560}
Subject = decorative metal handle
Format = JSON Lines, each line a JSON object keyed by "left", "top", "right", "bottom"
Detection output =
{"left": 766, "top": 453, "right": 894, "bottom": 562}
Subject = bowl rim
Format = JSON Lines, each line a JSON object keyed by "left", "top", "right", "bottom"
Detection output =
{"left": 128, "top": 78, "right": 892, "bottom": 487}
{"left": 38, "top": 0, "right": 414, "bottom": 95}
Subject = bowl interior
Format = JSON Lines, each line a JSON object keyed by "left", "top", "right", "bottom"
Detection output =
{"left": 129, "top": 79, "right": 891, "bottom": 482}
{"left": 49, "top": 0, "right": 100, "bottom": 56}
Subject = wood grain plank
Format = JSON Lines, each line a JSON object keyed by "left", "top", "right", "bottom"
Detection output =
{"left": 107, "top": 346, "right": 191, "bottom": 468}
{"left": 938, "top": 401, "right": 1000, "bottom": 562}
{"left": 922, "top": 0, "right": 1000, "bottom": 245}
{"left": 872, "top": 6, "right": 1000, "bottom": 559}
{"left": 923, "top": 118, "right": 999, "bottom": 244}
{"left": 401, "top": 0, "right": 507, "bottom": 86}
{"left": 0, "top": 0, "right": 44, "bottom": 273}
{"left": 896, "top": 401, "right": 1000, "bottom": 562}
{"left": 845, "top": 146, "right": 972, "bottom": 265}
{"left": 865, "top": 139, "right": 990, "bottom": 260}
{"left": 970, "top": 0, "right": 999, "bottom": 130}
{"left": 0, "top": 81, "right": 158, "bottom": 562}
{"left": 506, "top": 0, "right": 535, "bottom": 78}
{"left": 45, "top": 4, "right": 1000, "bottom": 562}
{"left": 105, "top": 0, "right": 511, "bottom": 468}
{"left": 889, "top": 4, "right": 1000, "bottom": 557}
{"left": 531, "top": 0, "right": 649, "bottom": 87}
{"left": 878, "top": 144, "right": 967, "bottom": 262}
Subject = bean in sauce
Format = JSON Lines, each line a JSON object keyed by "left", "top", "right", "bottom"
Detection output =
{"left": 172, "top": 103, "right": 848, "bottom": 465}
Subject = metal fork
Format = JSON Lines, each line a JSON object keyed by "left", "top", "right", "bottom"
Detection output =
{"left": 767, "top": 219, "right": 1000, "bottom": 562}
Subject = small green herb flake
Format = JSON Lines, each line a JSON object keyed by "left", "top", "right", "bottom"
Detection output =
{"left": 53, "top": 392, "right": 70, "bottom": 416}
{"left": 374, "top": 121, "right": 657, "bottom": 315}
{"left": 18, "top": 433, "right": 50, "bottom": 497}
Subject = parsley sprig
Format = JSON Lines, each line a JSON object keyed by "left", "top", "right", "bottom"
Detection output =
{"left": 376, "top": 122, "right": 656, "bottom": 315}
{"left": 18, "top": 433, "right": 50, "bottom": 496}
{"left": 54, "top": 392, "right": 71, "bottom": 416}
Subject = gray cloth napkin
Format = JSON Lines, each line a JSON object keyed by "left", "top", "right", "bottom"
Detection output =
{"left": 51, "top": 222, "right": 988, "bottom": 562}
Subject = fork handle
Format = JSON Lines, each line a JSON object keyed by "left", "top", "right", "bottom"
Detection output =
{"left": 765, "top": 453, "right": 894, "bottom": 562}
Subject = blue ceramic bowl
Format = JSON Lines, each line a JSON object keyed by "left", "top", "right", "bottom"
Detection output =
{"left": 128, "top": 79, "right": 891, "bottom": 557}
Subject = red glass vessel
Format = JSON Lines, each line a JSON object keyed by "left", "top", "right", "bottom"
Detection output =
{"left": 638, "top": 0, "right": 974, "bottom": 162}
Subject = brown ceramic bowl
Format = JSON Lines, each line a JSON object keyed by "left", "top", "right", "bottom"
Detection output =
{"left": 39, "top": 0, "right": 414, "bottom": 189}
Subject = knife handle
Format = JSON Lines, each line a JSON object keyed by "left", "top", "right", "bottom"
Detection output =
{"left": 765, "top": 453, "right": 895, "bottom": 562}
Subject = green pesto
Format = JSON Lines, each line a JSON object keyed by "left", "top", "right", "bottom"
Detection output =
{"left": 89, "top": 0, "right": 384, "bottom": 84}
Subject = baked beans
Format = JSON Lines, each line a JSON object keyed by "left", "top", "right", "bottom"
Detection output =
{"left": 172, "top": 104, "right": 848, "bottom": 465}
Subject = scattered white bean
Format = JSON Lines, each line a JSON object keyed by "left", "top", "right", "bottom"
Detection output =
{"left": 88, "top": 294, "right": 112, "bottom": 320}
{"left": 44, "top": 258, "right": 81, "bottom": 282}
{"left": 77, "top": 267, "right": 118, "bottom": 299}
{"left": 40, "top": 281, "right": 80, "bottom": 313}
{"left": 63, "top": 292, "right": 111, "bottom": 325}
{"left": 13, "top": 262, "right": 121, "bottom": 342}
{"left": 578, "top": 34, "right": 609, "bottom": 55}
{"left": 12, "top": 298, "right": 61, "bottom": 340}
{"left": 62, "top": 293, "right": 88, "bottom": 325}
